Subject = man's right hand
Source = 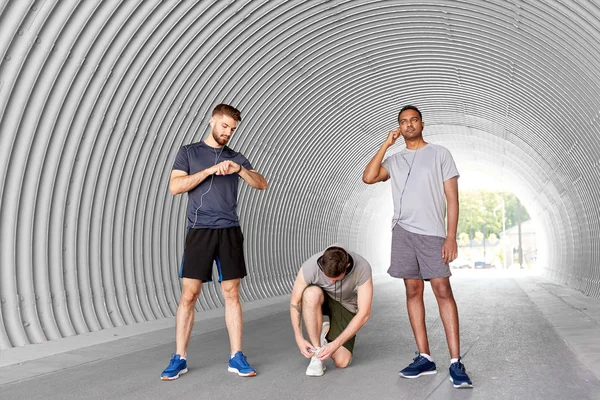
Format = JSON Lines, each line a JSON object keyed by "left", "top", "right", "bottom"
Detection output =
{"left": 362, "top": 130, "right": 396, "bottom": 184}
{"left": 212, "top": 160, "right": 239, "bottom": 176}
{"left": 385, "top": 128, "right": 401, "bottom": 147}
{"left": 296, "top": 337, "right": 316, "bottom": 358}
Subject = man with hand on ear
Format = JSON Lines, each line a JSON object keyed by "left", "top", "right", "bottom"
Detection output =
{"left": 362, "top": 105, "right": 472, "bottom": 389}
{"left": 290, "top": 245, "right": 373, "bottom": 377}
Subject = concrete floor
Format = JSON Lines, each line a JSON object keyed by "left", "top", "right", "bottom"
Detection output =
{"left": 2, "top": 271, "right": 600, "bottom": 400}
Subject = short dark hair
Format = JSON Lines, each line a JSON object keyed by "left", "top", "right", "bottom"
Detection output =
{"left": 398, "top": 105, "right": 422, "bottom": 122}
{"left": 212, "top": 103, "right": 242, "bottom": 122}
{"left": 319, "top": 247, "right": 349, "bottom": 278}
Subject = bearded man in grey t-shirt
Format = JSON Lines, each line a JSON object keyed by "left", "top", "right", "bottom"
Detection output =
{"left": 290, "top": 245, "right": 373, "bottom": 377}
{"left": 362, "top": 105, "right": 473, "bottom": 389}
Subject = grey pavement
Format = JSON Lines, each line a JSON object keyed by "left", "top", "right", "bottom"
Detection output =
{"left": 1, "top": 271, "right": 600, "bottom": 400}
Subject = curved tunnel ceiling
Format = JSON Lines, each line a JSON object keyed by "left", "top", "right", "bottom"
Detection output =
{"left": 1, "top": 0, "right": 600, "bottom": 349}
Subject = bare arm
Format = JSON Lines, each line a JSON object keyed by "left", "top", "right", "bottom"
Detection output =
{"left": 238, "top": 167, "right": 268, "bottom": 190}
{"left": 214, "top": 160, "right": 267, "bottom": 191}
{"left": 169, "top": 168, "right": 217, "bottom": 195}
{"left": 290, "top": 269, "right": 315, "bottom": 358}
{"left": 362, "top": 129, "right": 400, "bottom": 184}
{"left": 442, "top": 176, "right": 459, "bottom": 263}
{"left": 170, "top": 159, "right": 267, "bottom": 195}
{"left": 317, "top": 276, "right": 373, "bottom": 360}
{"left": 289, "top": 270, "right": 307, "bottom": 340}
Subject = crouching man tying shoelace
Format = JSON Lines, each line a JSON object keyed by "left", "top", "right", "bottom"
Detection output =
{"left": 289, "top": 245, "right": 373, "bottom": 376}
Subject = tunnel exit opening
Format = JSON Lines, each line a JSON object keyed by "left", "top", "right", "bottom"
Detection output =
{"left": 452, "top": 168, "right": 541, "bottom": 276}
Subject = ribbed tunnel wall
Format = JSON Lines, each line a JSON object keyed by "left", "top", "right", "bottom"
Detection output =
{"left": 1, "top": 0, "right": 600, "bottom": 349}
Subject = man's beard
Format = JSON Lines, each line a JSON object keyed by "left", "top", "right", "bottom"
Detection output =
{"left": 212, "top": 130, "right": 229, "bottom": 146}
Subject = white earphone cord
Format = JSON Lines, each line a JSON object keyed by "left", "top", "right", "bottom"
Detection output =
{"left": 396, "top": 146, "right": 421, "bottom": 226}
{"left": 192, "top": 146, "right": 224, "bottom": 228}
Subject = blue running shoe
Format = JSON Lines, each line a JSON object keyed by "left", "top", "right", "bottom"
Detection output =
{"left": 161, "top": 354, "right": 188, "bottom": 381}
{"left": 228, "top": 351, "right": 257, "bottom": 377}
{"left": 449, "top": 358, "right": 473, "bottom": 388}
{"left": 399, "top": 353, "right": 437, "bottom": 378}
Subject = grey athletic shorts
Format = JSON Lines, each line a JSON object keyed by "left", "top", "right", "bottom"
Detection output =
{"left": 388, "top": 225, "right": 452, "bottom": 280}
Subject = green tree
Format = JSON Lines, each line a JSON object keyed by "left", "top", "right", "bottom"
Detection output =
{"left": 457, "top": 190, "right": 529, "bottom": 239}
{"left": 458, "top": 232, "right": 470, "bottom": 247}
{"left": 474, "top": 231, "right": 484, "bottom": 244}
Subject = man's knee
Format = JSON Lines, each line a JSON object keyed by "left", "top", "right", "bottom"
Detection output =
{"left": 404, "top": 279, "right": 424, "bottom": 299}
{"left": 333, "top": 351, "right": 352, "bottom": 368}
{"left": 221, "top": 279, "right": 241, "bottom": 302}
{"left": 180, "top": 289, "right": 200, "bottom": 307}
{"left": 180, "top": 278, "right": 202, "bottom": 306}
{"left": 430, "top": 278, "right": 454, "bottom": 300}
{"left": 302, "top": 286, "right": 324, "bottom": 306}
{"left": 334, "top": 358, "right": 351, "bottom": 368}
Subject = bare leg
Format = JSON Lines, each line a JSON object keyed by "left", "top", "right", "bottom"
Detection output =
{"left": 221, "top": 278, "right": 243, "bottom": 355}
{"left": 430, "top": 277, "right": 460, "bottom": 359}
{"left": 404, "top": 279, "right": 430, "bottom": 355}
{"left": 331, "top": 346, "right": 352, "bottom": 368}
{"left": 176, "top": 278, "right": 202, "bottom": 357}
{"left": 301, "top": 286, "right": 325, "bottom": 347}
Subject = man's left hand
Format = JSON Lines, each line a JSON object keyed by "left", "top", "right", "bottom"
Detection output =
{"left": 441, "top": 237, "right": 458, "bottom": 264}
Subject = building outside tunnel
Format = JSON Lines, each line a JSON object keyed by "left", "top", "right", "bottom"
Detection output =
{"left": 0, "top": 0, "right": 599, "bottom": 373}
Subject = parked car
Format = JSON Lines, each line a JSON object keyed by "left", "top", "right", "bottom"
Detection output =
{"left": 473, "top": 261, "right": 494, "bottom": 269}
{"left": 450, "top": 258, "right": 471, "bottom": 269}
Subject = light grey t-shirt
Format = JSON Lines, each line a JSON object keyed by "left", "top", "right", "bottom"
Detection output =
{"left": 382, "top": 143, "right": 459, "bottom": 238}
{"left": 302, "top": 247, "right": 372, "bottom": 313}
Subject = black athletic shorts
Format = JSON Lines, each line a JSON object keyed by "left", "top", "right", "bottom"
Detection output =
{"left": 179, "top": 227, "right": 247, "bottom": 282}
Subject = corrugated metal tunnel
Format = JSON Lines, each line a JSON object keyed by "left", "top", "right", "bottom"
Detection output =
{"left": 1, "top": 0, "right": 600, "bottom": 350}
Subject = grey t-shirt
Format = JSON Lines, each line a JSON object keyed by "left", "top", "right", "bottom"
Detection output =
{"left": 302, "top": 247, "right": 372, "bottom": 313}
{"left": 172, "top": 141, "right": 253, "bottom": 229}
{"left": 382, "top": 143, "right": 459, "bottom": 238}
